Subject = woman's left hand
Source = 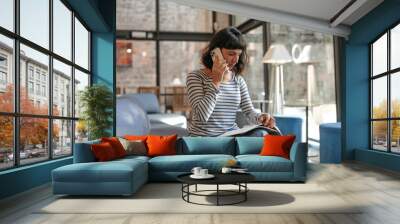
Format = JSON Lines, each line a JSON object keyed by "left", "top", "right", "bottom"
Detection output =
{"left": 258, "top": 113, "right": 276, "bottom": 128}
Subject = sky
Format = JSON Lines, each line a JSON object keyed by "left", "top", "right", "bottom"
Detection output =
{"left": 0, "top": 0, "right": 89, "bottom": 73}
{"left": 372, "top": 28, "right": 400, "bottom": 107}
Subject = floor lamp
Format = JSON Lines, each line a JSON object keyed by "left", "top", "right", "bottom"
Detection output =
{"left": 292, "top": 44, "right": 319, "bottom": 144}
{"left": 262, "top": 44, "right": 292, "bottom": 115}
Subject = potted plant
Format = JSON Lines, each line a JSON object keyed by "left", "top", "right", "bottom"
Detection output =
{"left": 79, "top": 84, "right": 113, "bottom": 140}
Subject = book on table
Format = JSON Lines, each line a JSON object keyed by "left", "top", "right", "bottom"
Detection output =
{"left": 220, "top": 125, "right": 282, "bottom": 137}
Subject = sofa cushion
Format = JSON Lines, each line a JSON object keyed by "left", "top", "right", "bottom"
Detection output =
{"left": 148, "top": 154, "right": 235, "bottom": 172}
{"left": 178, "top": 137, "right": 235, "bottom": 155}
{"left": 101, "top": 137, "right": 127, "bottom": 158}
{"left": 147, "top": 135, "right": 177, "bottom": 157}
{"left": 116, "top": 155, "right": 150, "bottom": 163}
{"left": 52, "top": 159, "right": 147, "bottom": 183}
{"left": 260, "top": 135, "right": 296, "bottom": 159}
{"left": 74, "top": 140, "right": 101, "bottom": 163}
{"left": 118, "top": 138, "right": 147, "bottom": 156}
{"left": 124, "top": 135, "right": 148, "bottom": 141}
{"left": 235, "top": 137, "right": 263, "bottom": 155}
{"left": 236, "top": 155, "right": 293, "bottom": 172}
{"left": 91, "top": 142, "right": 118, "bottom": 162}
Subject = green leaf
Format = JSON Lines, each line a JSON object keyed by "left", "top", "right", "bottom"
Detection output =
{"left": 79, "top": 84, "right": 113, "bottom": 140}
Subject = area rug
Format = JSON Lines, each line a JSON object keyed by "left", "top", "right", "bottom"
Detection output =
{"left": 37, "top": 183, "right": 361, "bottom": 214}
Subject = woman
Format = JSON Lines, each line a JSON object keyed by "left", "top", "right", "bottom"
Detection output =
{"left": 186, "top": 26, "right": 276, "bottom": 137}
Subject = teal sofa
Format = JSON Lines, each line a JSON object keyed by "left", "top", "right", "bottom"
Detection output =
{"left": 52, "top": 138, "right": 307, "bottom": 196}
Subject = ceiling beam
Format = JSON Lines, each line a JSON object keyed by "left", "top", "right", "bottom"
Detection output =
{"left": 236, "top": 19, "right": 264, "bottom": 33}
{"left": 169, "top": 0, "right": 351, "bottom": 37}
{"left": 330, "top": 0, "right": 367, "bottom": 27}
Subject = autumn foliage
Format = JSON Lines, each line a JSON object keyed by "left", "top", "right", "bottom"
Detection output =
{"left": 0, "top": 85, "right": 59, "bottom": 150}
{"left": 372, "top": 99, "right": 400, "bottom": 141}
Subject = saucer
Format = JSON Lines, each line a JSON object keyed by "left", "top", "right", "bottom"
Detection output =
{"left": 190, "top": 174, "right": 215, "bottom": 179}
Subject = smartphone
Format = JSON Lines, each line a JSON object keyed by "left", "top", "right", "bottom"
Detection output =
{"left": 210, "top": 48, "right": 227, "bottom": 82}
{"left": 210, "top": 48, "right": 224, "bottom": 62}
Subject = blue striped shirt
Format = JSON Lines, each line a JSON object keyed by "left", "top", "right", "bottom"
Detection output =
{"left": 186, "top": 70, "right": 260, "bottom": 136}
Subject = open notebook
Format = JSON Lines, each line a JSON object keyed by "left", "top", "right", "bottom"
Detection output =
{"left": 220, "top": 125, "right": 282, "bottom": 137}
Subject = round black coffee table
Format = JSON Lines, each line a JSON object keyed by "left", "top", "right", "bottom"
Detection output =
{"left": 177, "top": 173, "right": 255, "bottom": 206}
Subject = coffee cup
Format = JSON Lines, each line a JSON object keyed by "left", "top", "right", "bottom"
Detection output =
{"left": 191, "top": 167, "right": 202, "bottom": 176}
{"left": 200, "top": 169, "right": 208, "bottom": 176}
{"left": 221, "top": 167, "right": 232, "bottom": 174}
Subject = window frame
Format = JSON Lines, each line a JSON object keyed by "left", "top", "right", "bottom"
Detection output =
{"left": 369, "top": 20, "right": 400, "bottom": 154}
{"left": 0, "top": 0, "right": 92, "bottom": 171}
{"left": 0, "top": 53, "right": 7, "bottom": 87}
{"left": 116, "top": 0, "right": 233, "bottom": 90}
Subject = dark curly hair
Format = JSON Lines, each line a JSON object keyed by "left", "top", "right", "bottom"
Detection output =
{"left": 201, "top": 26, "right": 248, "bottom": 74}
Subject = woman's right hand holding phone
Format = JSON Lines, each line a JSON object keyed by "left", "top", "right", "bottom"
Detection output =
{"left": 210, "top": 56, "right": 228, "bottom": 87}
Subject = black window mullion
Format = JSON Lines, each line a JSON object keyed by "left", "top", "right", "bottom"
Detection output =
{"left": 369, "top": 44, "right": 374, "bottom": 150}
{"left": 14, "top": 0, "right": 20, "bottom": 167}
{"left": 49, "top": 0, "right": 53, "bottom": 160}
{"left": 263, "top": 22, "right": 271, "bottom": 112}
{"left": 155, "top": 0, "right": 160, "bottom": 87}
{"left": 88, "top": 30, "right": 90, "bottom": 74}
{"left": 212, "top": 11, "right": 216, "bottom": 33}
{"left": 229, "top": 15, "right": 233, "bottom": 27}
{"left": 88, "top": 31, "right": 92, "bottom": 85}
{"left": 388, "top": 29, "right": 391, "bottom": 152}
{"left": 71, "top": 9, "right": 76, "bottom": 154}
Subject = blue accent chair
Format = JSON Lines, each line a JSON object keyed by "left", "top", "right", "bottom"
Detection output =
{"left": 117, "top": 93, "right": 188, "bottom": 137}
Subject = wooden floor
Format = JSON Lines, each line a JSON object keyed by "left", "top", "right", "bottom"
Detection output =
{"left": 1, "top": 157, "right": 400, "bottom": 224}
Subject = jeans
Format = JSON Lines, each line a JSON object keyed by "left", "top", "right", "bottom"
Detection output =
{"left": 236, "top": 129, "right": 269, "bottom": 137}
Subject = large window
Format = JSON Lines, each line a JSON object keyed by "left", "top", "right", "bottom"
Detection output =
{"left": 116, "top": 40, "right": 156, "bottom": 94}
{"left": 20, "top": 0, "right": 49, "bottom": 49}
{"left": 268, "top": 24, "right": 336, "bottom": 141}
{"left": 242, "top": 26, "right": 264, "bottom": 101}
{"left": 0, "top": 0, "right": 14, "bottom": 32}
{"left": 370, "top": 23, "right": 400, "bottom": 153}
{"left": 0, "top": 0, "right": 91, "bottom": 170}
{"left": 159, "top": 41, "right": 206, "bottom": 87}
{"left": 116, "top": 0, "right": 229, "bottom": 104}
{"left": 53, "top": 0, "right": 72, "bottom": 60}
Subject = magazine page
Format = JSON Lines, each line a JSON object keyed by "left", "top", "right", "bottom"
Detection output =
{"left": 220, "top": 125, "right": 282, "bottom": 137}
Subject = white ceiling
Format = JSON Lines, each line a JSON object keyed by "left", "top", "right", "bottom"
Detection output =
{"left": 226, "top": 0, "right": 352, "bottom": 22}
{"left": 170, "top": 0, "right": 384, "bottom": 37}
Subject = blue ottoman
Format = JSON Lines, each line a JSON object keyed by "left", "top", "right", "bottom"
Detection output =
{"left": 319, "top": 123, "right": 342, "bottom": 163}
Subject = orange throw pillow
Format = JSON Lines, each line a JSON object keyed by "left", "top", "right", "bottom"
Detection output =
{"left": 146, "top": 135, "right": 177, "bottom": 157}
{"left": 91, "top": 142, "right": 117, "bottom": 161}
{"left": 260, "top": 135, "right": 296, "bottom": 159}
{"left": 124, "top": 135, "right": 148, "bottom": 141}
{"left": 101, "top": 137, "right": 127, "bottom": 158}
